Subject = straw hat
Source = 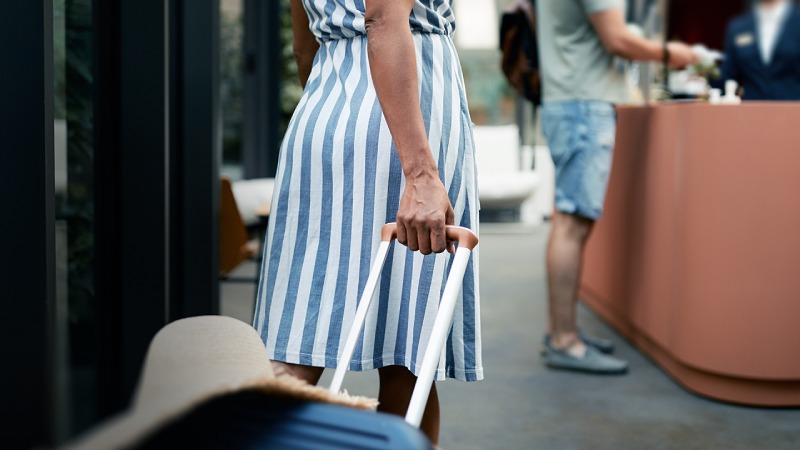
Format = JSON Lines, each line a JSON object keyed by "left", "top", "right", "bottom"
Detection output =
{"left": 63, "top": 315, "right": 376, "bottom": 450}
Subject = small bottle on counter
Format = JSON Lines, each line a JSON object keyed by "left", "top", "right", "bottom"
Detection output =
{"left": 722, "top": 80, "right": 742, "bottom": 104}
{"left": 709, "top": 88, "right": 722, "bottom": 104}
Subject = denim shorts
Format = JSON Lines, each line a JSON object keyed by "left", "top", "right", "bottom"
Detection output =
{"left": 541, "top": 100, "right": 616, "bottom": 220}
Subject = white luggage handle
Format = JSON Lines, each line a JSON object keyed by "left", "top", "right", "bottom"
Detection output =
{"left": 329, "top": 222, "right": 478, "bottom": 428}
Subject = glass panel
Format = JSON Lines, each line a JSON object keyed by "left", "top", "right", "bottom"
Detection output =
{"left": 221, "top": 0, "right": 245, "bottom": 181}
{"left": 54, "top": 0, "right": 97, "bottom": 442}
{"left": 53, "top": 1, "right": 69, "bottom": 442}
{"left": 220, "top": 0, "right": 300, "bottom": 181}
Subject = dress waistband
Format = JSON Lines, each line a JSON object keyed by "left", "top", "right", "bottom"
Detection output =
{"left": 316, "top": 28, "right": 450, "bottom": 43}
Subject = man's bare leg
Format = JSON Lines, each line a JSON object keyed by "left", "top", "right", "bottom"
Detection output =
{"left": 546, "top": 211, "right": 594, "bottom": 357}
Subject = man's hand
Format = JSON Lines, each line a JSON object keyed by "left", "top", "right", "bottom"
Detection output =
{"left": 396, "top": 169, "right": 455, "bottom": 255}
{"left": 666, "top": 42, "right": 699, "bottom": 69}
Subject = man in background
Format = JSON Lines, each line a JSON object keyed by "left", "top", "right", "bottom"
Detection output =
{"left": 536, "top": 0, "right": 697, "bottom": 374}
{"left": 720, "top": 0, "right": 800, "bottom": 100}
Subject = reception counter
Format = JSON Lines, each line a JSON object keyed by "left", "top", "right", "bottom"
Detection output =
{"left": 580, "top": 102, "right": 800, "bottom": 406}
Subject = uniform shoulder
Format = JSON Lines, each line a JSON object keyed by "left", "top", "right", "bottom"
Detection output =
{"left": 726, "top": 11, "right": 753, "bottom": 33}
{"left": 791, "top": 3, "right": 800, "bottom": 20}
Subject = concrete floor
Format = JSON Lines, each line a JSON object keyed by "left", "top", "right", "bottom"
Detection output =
{"left": 222, "top": 224, "right": 800, "bottom": 450}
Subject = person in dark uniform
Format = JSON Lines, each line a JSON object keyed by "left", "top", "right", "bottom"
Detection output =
{"left": 720, "top": 0, "right": 800, "bottom": 100}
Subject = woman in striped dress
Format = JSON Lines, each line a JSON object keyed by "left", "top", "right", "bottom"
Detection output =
{"left": 253, "top": 0, "right": 480, "bottom": 442}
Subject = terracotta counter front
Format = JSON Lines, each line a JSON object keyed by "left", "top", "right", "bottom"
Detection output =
{"left": 580, "top": 102, "right": 800, "bottom": 407}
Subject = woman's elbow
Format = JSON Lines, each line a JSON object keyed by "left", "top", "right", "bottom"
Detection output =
{"left": 364, "top": 14, "right": 388, "bottom": 37}
{"left": 365, "top": 6, "right": 406, "bottom": 38}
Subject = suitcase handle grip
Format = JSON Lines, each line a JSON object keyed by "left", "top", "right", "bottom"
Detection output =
{"left": 380, "top": 223, "right": 479, "bottom": 251}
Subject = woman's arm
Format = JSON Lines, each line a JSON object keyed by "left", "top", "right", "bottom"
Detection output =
{"left": 365, "top": 0, "right": 454, "bottom": 255}
{"left": 291, "top": 0, "right": 319, "bottom": 88}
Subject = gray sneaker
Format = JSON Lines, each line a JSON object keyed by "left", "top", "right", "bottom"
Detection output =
{"left": 544, "top": 343, "right": 629, "bottom": 375}
{"left": 542, "top": 331, "right": 615, "bottom": 354}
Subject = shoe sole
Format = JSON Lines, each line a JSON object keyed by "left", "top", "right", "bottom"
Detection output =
{"left": 540, "top": 339, "right": 615, "bottom": 355}
{"left": 544, "top": 361, "right": 629, "bottom": 375}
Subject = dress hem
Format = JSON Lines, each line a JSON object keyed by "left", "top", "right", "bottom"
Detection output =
{"left": 270, "top": 350, "right": 484, "bottom": 382}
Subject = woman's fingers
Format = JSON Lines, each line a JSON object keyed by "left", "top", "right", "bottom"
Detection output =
{"left": 398, "top": 214, "right": 448, "bottom": 255}
{"left": 417, "top": 220, "right": 434, "bottom": 255}
{"left": 405, "top": 219, "right": 420, "bottom": 252}
{"left": 395, "top": 172, "right": 452, "bottom": 254}
{"left": 429, "top": 217, "right": 447, "bottom": 254}
{"left": 396, "top": 220, "right": 408, "bottom": 248}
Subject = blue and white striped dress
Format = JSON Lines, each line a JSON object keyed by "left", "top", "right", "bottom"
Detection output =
{"left": 253, "top": 0, "right": 482, "bottom": 382}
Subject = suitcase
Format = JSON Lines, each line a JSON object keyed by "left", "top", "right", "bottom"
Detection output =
{"left": 142, "top": 223, "right": 478, "bottom": 450}
{"left": 138, "top": 392, "right": 436, "bottom": 450}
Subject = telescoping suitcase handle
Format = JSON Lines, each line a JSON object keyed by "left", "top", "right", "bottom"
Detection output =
{"left": 329, "top": 222, "right": 478, "bottom": 429}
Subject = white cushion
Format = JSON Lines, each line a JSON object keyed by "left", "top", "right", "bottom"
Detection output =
{"left": 479, "top": 172, "right": 540, "bottom": 209}
{"left": 231, "top": 178, "right": 275, "bottom": 227}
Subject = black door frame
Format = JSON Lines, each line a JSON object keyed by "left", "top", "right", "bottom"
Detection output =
{"left": 170, "top": 0, "right": 222, "bottom": 320}
{"left": 94, "top": 0, "right": 222, "bottom": 412}
{"left": 0, "top": 1, "right": 56, "bottom": 447}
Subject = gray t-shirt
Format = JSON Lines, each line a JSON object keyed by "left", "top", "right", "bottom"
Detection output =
{"left": 536, "top": 0, "right": 628, "bottom": 104}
